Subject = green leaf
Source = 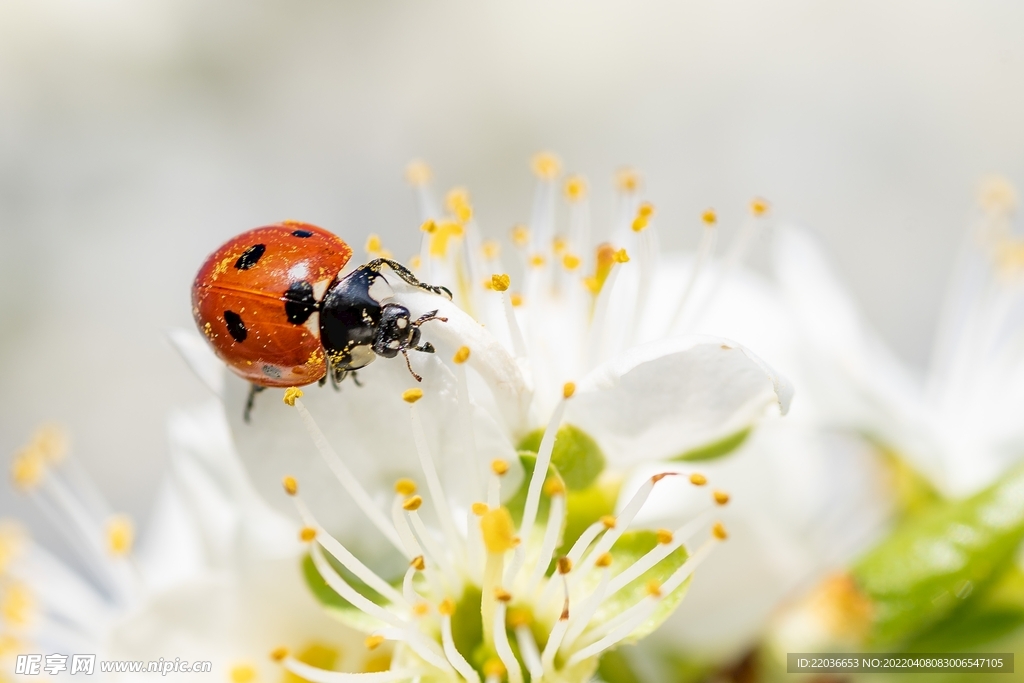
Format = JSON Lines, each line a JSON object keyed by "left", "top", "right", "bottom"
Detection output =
{"left": 301, "top": 552, "right": 389, "bottom": 633}
{"left": 590, "top": 530, "right": 691, "bottom": 643}
{"left": 517, "top": 423, "right": 606, "bottom": 490}
{"left": 597, "top": 649, "right": 642, "bottom": 683}
{"left": 672, "top": 427, "right": 751, "bottom": 462}
{"left": 853, "top": 461, "right": 1024, "bottom": 646}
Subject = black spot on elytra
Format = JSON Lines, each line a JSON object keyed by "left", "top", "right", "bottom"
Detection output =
{"left": 234, "top": 244, "right": 266, "bottom": 270}
{"left": 224, "top": 310, "right": 247, "bottom": 342}
{"left": 291, "top": 229, "right": 314, "bottom": 238}
{"left": 284, "top": 280, "right": 316, "bottom": 324}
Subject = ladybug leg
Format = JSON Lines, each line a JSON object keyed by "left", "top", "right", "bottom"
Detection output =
{"left": 330, "top": 364, "right": 345, "bottom": 391}
{"left": 414, "top": 342, "right": 435, "bottom": 354}
{"left": 318, "top": 375, "right": 327, "bottom": 387}
{"left": 244, "top": 384, "right": 266, "bottom": 423}
{"left": 351, "top": 371, "right": 363, "bottom": 387}
{"left": 368, "top": 258, "right": 453, "bottom": 300}
{"left": 402, "top": 350, "right": 423, "bottom": 382}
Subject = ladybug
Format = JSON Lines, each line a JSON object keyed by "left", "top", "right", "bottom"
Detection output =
{"left": 192, "top": 221, "right": 451, "bottom": 420}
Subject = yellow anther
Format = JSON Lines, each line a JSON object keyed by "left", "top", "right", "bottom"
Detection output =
{"left": 491, "top": 459, "right": 510, "bottom": 475}
{"left": 405, "top": 159, "right": 432, "bottom": 187}
{"left": 601, "top": 515, "right": 617, "bottom": 529}
{"left": 712, "top": 522, "right": 729, "bottom": 540}
{"left": 445, "top": 187, "right": 473, "bottom": 224}
{"left": 481, "top": 240, "right": 501, "bottom": 260}
{"left": 1, "top": 582, "right": 34, "bottom": 628}
{"left": 409, "top": 254, "right": 422, "bottom": 270}
{"left": 410, "top": 555, "right": 426, "bottom": 571}
{"left": 978, "top": 175, "right": 1018, "bottom": 214}
{"left": 614, "top": 248, "right": 629, "bottom": 263}
{"left": 656, "top": 529, "right": 674, "bottom": 545}
{"left": 480, "top": 507, "right": 517, "bottom": 553}
{"left": 428, "top": 221, "right": 464, "bottom": 258}
{"left": 471, "top": 502, "right": 489, "bottom": 516}
{"left": 638, "top": 201, "right": 655, "bottom": 218}
{"left": 282, "top": 476, "right": 298, "bottom": 496}
{"left": 439, "top": 598, "right": 456, "bottom": 616}
{"left": 564, "top": 175, "right": 588, "bottom": 202}
{"left": 283, "top": 387, "right": 303, "bottom": 406}
{"left": 689, "top": 473, "right": 707, "bottom": 486}
{"left": 631, "top": 215, "right": 649, "bottom": 232}
{"left": 451, "top": 346, "right": 470, "bottom": 365}
{"left": 403, "top": 495, "right": 423, "bottom": 511}
{"left": 595, "top": 552, "right": 613, "bottom": 568}
{"left": 713, "top": 490, "right": 730, "bottom": 505}
{"left": 510, "top": 293, "right": 523, "bottom": 307}
{"left": 395, "top": 478, "right": 417, "bottom": 496}
{"left": 32, "top": 424, "right": 68, "bottom": 463}
{"left": 299, "top": 527, "right": 317, "bottom": 542}
{"left": 750, "top": 197, "right": 770, "bottom": 216}
{"left": 531, "top": 151, "right": 562, "bottom": 180}
{"left": 270, "top": 646, "right": 289, "bottom": 662}
{"left": 229, "top": 664, "right": 257, "bottom": 683}
{"left": 701, "top": 209, "right": 717, "bottom": 225}
{"left": 365, "top": 635, "right": 385, "bottom": 651}
{"left": 491, "top": 273, "right": 511, "bottom": 292}
{"left": 484, "top": 658, "right": 506, "bottom": 677}
{"left": 615, "top": 167, "right": 641, "bottom": 193}
{"left": 529, "top": 253, "right": 546, "bottom": 268}
{"left": 413, "top": 602, "right": 430, "bottom": 616}
{"left": 511, "top": 224, "right": 530, "bottom": 247}
{"left": 543, "top": 477, "right": 566, "bottom": 497}
{"left": 508, "top": 607, "right": 532, "bottom": 628}
{"left": 0, "top": 522, "right": 26, "bottom": 574}
{"left": 562, "top": 253, "right": 582, "bottom": 270}
{"left": 557, "top": 556, "right": 573, "bottom": 574}
{"left": 365, "top": 234, "right": 384, "bottom": 254}
{"left": 494, "top": 587, "right": 513, "bottom": 603}
{"left": 646, "top": 580, "right": 663, "bottom": 598}
{"left": 402, "top": 388, "right": 424, "bottom": 404}
{"left": 553, "top": 236, "right": 569, "bottom": 254}
{"left": 106, "top": 515, "right": 134, "bottom": 557}
{"left": 11, "top": 450, "right": 44, "bottom": 490}
{"left": 563, "top": 382, "right": 576, "bottom": 399}
{"left": 420, "top": 219, "right": 437, "bottom": 234}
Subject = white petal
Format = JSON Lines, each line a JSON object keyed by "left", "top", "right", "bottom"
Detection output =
{"left": 166, "top": 327, "right": 225, "bottom": 397}
{"left": 567, "top": 336, "right": 791, "bottom": 467}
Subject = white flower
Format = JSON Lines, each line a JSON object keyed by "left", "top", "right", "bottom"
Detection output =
{"left": 1, "top": 392, "right": 363, "bottom": 681}
{"left": 212, "top": 154, "right": 795, "bottom": 681}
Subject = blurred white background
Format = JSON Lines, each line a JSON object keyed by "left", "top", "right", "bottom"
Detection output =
{"left": 2, "top": 0, "right": 1023, "bottom": 545}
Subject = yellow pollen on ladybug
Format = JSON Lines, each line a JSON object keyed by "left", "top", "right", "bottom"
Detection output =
{"left": 395, "top": 478, "right": 417, "bottom": 496}
{"left": 564, "top": 175, "right": 588, "bottom": 202}
{"left": 480, "top": 507, "right": 517, "bottom": 553}
{"left": 689, "top": 473, "right": 707, "bottom": 486}
{"left": 531, "top": 152, "right": 562, "bottom": 180}
{"left": 403, "top": 496, "right": 423, "bottom": 511}
{"left": 702, "top": 209, "right": 717, "bottom": 225}
{"left": 404, "top": 160, "right": 432, "bottom": 187}
{"left": 365, "top": 635, "right": 385, "bottom": 651}
{"left": 299, "top": 527, "right": 317, "bottom": 542}
{"left": 562, "top": 253, "right": 582, "bottom": 270}
{"left": 511, "top": 224, "right": 530, "bottom": 247}
{"left": 750, "top": 197, "right": 770, "bottom": 216}
{"left": 615, "top": 167, "right": 641, "bottom": 193}
{"left": 282, "top": 476, "right": 298, "bottom": 496}
{"left": 563, "top": 382, "right": 576, "bottom": 399}
{"left": 453, "top": 346, "right": 471, "bottom": 364}
{"left": 410, "top": 555, "right": 426, "bottom": 571}
{"left": 283, "top": 387, "right": 303, "bottom": 406}
{"left": 491, "top": 459, "right": 510, "bottom": 476}
{"left": 491, "top": 274, "right": 511, "bottom": 292}
{"left": 713, "top": 522, "right": 729, "bottom": 540}
{"left": 656, "top": 529, "right": 674, "bottom": 545}
{"left": 402, "top": 388, "right": 424, "bottom": 404}
{"left": 713, "top": 490, "right": 730, "bottom": 505}
{"left": 270, "top": 647, "right": 289, "bottom": 662}
{"left": 105, "top": 515, "right": 134, "bottom": 556}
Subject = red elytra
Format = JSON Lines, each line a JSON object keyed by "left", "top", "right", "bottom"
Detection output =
{"left": 191, "top": 221, "right": 352, "bottom": 387}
